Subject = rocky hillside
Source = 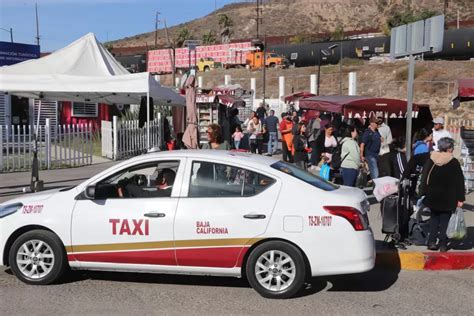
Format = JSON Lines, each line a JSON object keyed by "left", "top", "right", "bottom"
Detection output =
{"left": 109, "top": 0, "right": 473, "bottom": 49}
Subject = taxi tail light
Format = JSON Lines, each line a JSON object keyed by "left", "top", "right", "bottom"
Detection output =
{"left": 323, "top": 206, "right": 368, "bottom": 231}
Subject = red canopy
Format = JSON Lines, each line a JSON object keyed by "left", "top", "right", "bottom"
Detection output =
{"left": 452, "top": 79, "right": 474, "bottom": 109}
{"left": 298, "top": 95, "right": 428, "bottom": 118}
{"left": 284, "top": 91, "right": 316, "bottom": 103}
{"left": 217, "top": 95, "right": 245, "bottom": 108}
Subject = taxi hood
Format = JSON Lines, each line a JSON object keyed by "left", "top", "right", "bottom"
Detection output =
{"left": 0, "top": 187, "right": 64, "bottom": 206}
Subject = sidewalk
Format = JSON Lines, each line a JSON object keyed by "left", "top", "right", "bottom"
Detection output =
{"left": 0, "top": 153, "right": 472, "bottom": 270}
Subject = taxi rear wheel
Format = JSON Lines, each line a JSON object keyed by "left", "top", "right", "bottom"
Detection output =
{"left": 246, "top": 241, "right": 305, "bottom": 299}
{"left": 9, "top": 230, "right": 68, "bottom": 285}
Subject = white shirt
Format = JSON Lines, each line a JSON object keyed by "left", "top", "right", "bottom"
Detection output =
{"left": 432, "top": 128, "right": 452, "bottom": 151}
{"left": 378, "top": 123, "right": 393, "bottom": 156}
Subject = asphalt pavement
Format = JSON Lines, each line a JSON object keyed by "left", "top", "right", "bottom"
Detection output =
{"left": 0, "top": 266, "right": 473, "bottom": 314}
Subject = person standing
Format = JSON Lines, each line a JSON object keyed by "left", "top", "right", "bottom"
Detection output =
{"left": 247, "top": 116, "right": 264, "bottom": 154}
{"left": 293, "top": 122, "right": 308, "bottom": 169}
{"left": 202, "top": 124, "right": 231, "bottom": 150}
{"left": 256, "top": 103, "right": 267, "bottom": 121}
{"left": 279, "top": 112, "right": 294, "bottom": 162}
{"left": 232, "top": 126, "right": 244, "bottom": 150}
{"left": 360, "top": 117, "right": 382, "bottom": 180}
{"left": 314, "top": 124, "right": 338, "bottom": 165}
{"left": 340, "top": 126, "right": 361, "bottom": 187}
{"left": 264, "top": 110, "right": 279, "bottom": 156}
{"left": 306, "top": 113, "right": 321, "bottom": 169}
{"left": 377, "top": 117, "right": 393, "bottom": 177}
{"left": 419, "top": 137, "right": 465, "bottom": 252}
{"left": 432, "top": 117, "right": 451, "bottom": 151}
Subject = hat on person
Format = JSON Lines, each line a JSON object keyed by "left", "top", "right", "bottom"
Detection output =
{"left": 433, "top": 117, "right": 444, "bottom": 125}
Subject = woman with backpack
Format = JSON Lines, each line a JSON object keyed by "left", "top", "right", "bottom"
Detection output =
{"left": 340, "top": 126, "right": 361, "bottom": 187}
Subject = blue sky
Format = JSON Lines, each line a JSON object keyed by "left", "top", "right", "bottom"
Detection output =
{"left": 0, "top": 0, "right": 240, "bottom": 52}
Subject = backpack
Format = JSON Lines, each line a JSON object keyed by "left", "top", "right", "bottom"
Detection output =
{"left": 331, "top": 139, "right": 349, "bottom": 170}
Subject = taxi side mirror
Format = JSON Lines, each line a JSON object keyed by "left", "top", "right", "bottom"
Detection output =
{"left": 84, "top": 185, "right": 96, "bottom": 200}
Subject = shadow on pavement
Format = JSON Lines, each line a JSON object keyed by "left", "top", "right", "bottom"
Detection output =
{"left": 449, "top": 227, "right": 474, "bottom": 250}
{"left": 53, "top": 260, "right": 400, "bottom": 298}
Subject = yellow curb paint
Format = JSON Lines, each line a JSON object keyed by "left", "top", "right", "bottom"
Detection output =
{"left": 398, "top": 252, "right": 425, "bottom": 270}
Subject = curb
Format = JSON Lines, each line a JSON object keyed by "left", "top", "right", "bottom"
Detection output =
{"left": 376, "top": 251, "right": 474, "bottom": 270}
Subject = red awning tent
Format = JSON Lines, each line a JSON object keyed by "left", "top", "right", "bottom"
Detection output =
{"left": 284, "top": 91, "right": 316, "bottom": 103}
{"left": 452, "top": 78, "right": 474, "bottom": 109}
{"left": 298, "top": 95, "right": 429, "bottom": 119}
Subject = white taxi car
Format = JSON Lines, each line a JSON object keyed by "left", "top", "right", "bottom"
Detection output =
{"left": 0, "top": 151, "right": 374, "bottom": 299}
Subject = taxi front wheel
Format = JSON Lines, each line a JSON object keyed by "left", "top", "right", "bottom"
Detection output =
{"left": 246, "top": 241, "right": 306, "bottom": 299}
{"left": 9, "top": 230, "right": 68, "bottom": 285}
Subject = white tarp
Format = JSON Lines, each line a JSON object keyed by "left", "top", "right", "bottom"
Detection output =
{"left": 0, "top": 33, "right": 185, "bottom": 106}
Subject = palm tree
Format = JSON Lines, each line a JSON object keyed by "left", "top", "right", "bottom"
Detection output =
{"left": 218, "top": 14, "right": 233, "bottom": 43}
{"left": 202, "top": 30, "right": 216, "bottom": 45}
{"left": 176, "top": 27, "right": 191, "bottom": 47}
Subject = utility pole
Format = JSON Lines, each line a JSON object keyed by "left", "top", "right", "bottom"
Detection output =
{"left": 35, "top": 3, "right": 40, "bottom": 46}
{"left": 262, "top": 34, "right": 267, "bottom": 109}
{"left": 155, "top": 11, "right": 161, "bottom": 48}
{"left": 164, "top": 19, "right": 176, "bottom": 87}
{"left": 256, "top": 0, "right": 263, "bottom": 39}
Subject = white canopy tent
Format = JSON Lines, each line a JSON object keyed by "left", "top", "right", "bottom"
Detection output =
{"left": 0, "top": 33, "right": 185, "bottom": 148}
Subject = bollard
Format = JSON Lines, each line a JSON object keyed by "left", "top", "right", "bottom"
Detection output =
{"left": 198, "top": 76, "right": 203, "bottom": 88}
{"left": 279, "top": 76, "right": 285, "bottom": 101}
{"left": 310, "top": 74, "right": 317, "bottom": 94}
{"left": 224, "top": 74, "right": 231, "bottom": 85}
{"left": 349, "top": 72, "right": 357, "bottom": 95}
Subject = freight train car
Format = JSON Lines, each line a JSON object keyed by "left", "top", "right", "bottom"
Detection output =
{"left": 268, "top": 28, "right": 473, "bottom": 67}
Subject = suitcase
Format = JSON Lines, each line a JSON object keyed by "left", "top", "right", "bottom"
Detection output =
{"left": 381, "top": 195, "right": 400, "bottom": 237}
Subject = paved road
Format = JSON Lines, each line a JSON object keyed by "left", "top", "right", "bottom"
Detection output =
{"left": 0, "top": 266, "right": 473, "bottom": 314}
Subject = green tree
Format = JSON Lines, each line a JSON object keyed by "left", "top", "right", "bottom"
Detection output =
{"left": 176, "top": 27, "right": 192, "bottom": 47}
{"left": 218, "top": 14, "right": 233, "bottom": 43}
{"left": 385, "top": 9, "right": 440, "bottom": 32}
{"left": 202, "top": 30, "right": 216, "bottom": 45}
{"left": 331, "top": 24, "right": 344, "bottom": 41}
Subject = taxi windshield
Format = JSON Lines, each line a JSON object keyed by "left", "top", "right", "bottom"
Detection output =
{"left": 270, "top": 161, "right": 339, "bottom": 191}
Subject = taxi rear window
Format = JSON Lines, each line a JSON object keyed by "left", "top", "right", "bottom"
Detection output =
{"left": 270, "top": 161, "right": 339, "bottom": 191}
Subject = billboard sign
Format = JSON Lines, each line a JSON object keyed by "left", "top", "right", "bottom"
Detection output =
{"left": 0, "top": 41, "right": 40, "bottom": 66}
{"left": 390, "top": 15, "right": 444, "bottom": 59}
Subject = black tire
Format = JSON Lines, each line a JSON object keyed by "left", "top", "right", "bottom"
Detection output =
{"left": 246, "top": 241, "right": 306, "bottom": 299}
{"left": 204, "top": 66, "right": 210, "bottom": 72}
{"left": 9, "top": 230, "right": 68, "bottom": 285}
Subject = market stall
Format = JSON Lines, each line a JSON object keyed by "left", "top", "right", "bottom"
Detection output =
{"left": 298, "top": 95, "right": 432, "bottom": 138}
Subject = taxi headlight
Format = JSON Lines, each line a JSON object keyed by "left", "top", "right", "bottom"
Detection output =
{"left": 0, "top": 202, "right": 23, "bottom": 219}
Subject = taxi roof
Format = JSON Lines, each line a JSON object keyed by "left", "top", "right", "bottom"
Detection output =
{"left": 130, "top": 150, "right": 279, "bottom": 167}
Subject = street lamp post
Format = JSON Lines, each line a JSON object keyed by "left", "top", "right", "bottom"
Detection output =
{"left": 0, "top": 27, "right": 13, "bottom": 43}
{"left": 316, "top": 44, "right": 338, "bottom": 96}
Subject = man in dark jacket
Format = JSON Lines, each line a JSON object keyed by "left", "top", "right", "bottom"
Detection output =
{"left": 360, "top": 117, "right": 382, "bottom": 180}
{"left": 419, "top": 137, "right": 465, "bottom": 252}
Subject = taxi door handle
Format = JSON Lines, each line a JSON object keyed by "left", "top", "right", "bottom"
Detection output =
{"left": 243, "top": 214, "right": 266, "bottom": 219}
{"left": 144, "top": 212, "right": 166, "bottom": 218}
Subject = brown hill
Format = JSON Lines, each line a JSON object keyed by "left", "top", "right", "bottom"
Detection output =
{"left": 109, "top": 0, "right": 473, "bottom": 50}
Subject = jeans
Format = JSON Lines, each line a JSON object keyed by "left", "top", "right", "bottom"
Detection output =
{"left": 366, "top": 154, "right": 379, "bottom": 180}
{"left": 267, "top": 132, "right": 278, "bottom": 154}
{"left": 309, "top": 141, "right": 319, "bottom": 166}
{"left": 428, "top": 210, "right": 451, "bottom": 246}
{"left": 341, "top": 167, "right": 358, "bottom": 187}
{"left": 234, "top": 140, "right": 240, "bottom": 149}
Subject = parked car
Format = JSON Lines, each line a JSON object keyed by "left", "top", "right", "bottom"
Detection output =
{"left": 0, "top": 150, "right": 374, "bottom": 298}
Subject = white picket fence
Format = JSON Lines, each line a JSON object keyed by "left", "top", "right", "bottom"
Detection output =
{"left": 102, "top": 115, "right": 163, "bottom": 160}
{"left": 0, "top": 119, "right": 93, "bottom": 172}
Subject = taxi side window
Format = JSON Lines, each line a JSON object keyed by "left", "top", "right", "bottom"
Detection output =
{"left": 94, "top": 160, "right": 179, "bottom": 199}
{"left": 188, "top": 161, "right": 275, "bottom": 198}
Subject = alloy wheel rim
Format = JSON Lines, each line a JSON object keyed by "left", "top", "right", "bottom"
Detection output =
{"left": 16, "top": 239, "right": 55, "bottom": 279}
{"left": 255, "top": 250, "right": 296, "bottom": 292}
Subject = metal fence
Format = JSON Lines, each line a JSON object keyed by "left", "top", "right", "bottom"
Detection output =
{"left": 0, "top": 119, "right": 93, "bottom": 172}
{"left": 101, "top": 115, "right": 163, "bottom": 161}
